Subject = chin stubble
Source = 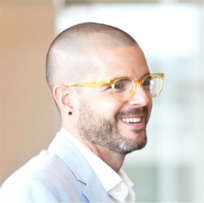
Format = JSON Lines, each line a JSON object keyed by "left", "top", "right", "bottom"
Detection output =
{"left": 77, "top": 100, "right": 148, "bottom": 154}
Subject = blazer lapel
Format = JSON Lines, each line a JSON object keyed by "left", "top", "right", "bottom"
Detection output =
{"left": 83, "top": 176, "right": 111, "bottom": 203}
{"left": 48, "top": 132, "right": 111, "bottom": 203}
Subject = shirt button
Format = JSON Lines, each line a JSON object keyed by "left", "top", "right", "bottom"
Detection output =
{"left": 115, "top": 186, "right": 121, "bottom": 192}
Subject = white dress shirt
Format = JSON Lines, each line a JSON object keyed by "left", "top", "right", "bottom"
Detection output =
{"left": 60, "top": 128, "right": 136, "bottom": 203}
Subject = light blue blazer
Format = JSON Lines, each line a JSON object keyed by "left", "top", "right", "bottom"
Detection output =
{"left": 0, "top": 133, "right": 111, "bottom": 202}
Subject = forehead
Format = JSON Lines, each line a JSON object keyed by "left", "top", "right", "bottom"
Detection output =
{"left": 88, "top": 45, "right": 149, "bottom": 81}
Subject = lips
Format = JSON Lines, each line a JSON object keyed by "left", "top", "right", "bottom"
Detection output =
{"left": 116, "top": 107, "right": 148, "bottom": 129}
{"left": 120, "top": 116, "right": 145, "bottom": 132}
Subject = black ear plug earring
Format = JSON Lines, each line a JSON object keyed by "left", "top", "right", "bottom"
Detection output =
{"left": 68, "top": 112, "right": 72, "bottom": 115}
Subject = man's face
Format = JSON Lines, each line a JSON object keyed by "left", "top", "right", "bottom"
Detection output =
{"left": 77, "top": 45, "right": 152, "bottom": 154}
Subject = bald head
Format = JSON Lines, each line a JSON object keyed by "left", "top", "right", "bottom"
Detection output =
{"left": 46, "top": 22, "right": 138, "bottom": 90}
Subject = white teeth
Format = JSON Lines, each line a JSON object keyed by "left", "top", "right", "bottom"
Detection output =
{"left": 125, "top": 118, "right": 129, "bottom": 123}
{"left": 122, "top": 117, "right": 141, "bottom": 123}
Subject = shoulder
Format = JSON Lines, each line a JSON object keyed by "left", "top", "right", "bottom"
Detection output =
{"left": 0, "top": 177, "right": 59, "bottom": 203}
{"left": 0, "top": 150, "right": 87, "bottom": 203}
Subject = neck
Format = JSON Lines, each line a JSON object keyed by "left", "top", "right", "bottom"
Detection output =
{"left": 82, "top": 139, "right": 126, "bottom": 173}
{"left": 62, "top": 124, "right": 126, "bottom": 173}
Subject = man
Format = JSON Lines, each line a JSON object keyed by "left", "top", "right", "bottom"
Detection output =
{"left": 0, "top": 22, "right": 164, "bottom": 202}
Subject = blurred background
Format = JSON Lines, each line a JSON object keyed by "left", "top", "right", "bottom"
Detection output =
{"left": 0, "top": 0, "right": 203, "bottom": 202}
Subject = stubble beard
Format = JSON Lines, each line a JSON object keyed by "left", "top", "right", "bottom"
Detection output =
{"left": 77, "top": 99, "right": 148, "bottom": 155}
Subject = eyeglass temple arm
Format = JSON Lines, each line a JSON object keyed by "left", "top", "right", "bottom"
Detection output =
{"left": 63, "top": 80, "right": 111, "bottom": 87}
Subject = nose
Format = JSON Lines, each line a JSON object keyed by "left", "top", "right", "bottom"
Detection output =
{"left": 128, "top": 83, "right": 152, "bottom": 107}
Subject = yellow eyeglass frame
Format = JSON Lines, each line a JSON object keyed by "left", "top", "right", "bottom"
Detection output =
{"left": 62, "top": 73, "right": 165, "bottom": 102}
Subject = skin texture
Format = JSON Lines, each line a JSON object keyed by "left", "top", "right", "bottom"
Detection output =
{"left": 47, "top": 23, "right": 152, "bottom": 172}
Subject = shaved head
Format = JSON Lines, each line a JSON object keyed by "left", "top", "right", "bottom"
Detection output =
{"left": 45, "top": 22, "right": 152, "bottom": 158}
{"left": 46, "top": 22, "right": 138, "bottom": 90}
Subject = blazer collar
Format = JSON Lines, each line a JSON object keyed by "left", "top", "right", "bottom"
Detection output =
{"left": 48, "top": 131, "right": 111, "bottom": 203}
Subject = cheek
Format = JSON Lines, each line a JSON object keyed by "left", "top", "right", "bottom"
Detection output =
{"left": 147, "top": 98, "right": 153, "bottom": 118}
{"left": 81, "top": 89, "right": 123, "bottom": 120}
{"left": 91, "top": 97, "right": 122, "bottom": 119}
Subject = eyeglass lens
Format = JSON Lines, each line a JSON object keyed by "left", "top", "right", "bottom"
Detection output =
{"left": 113, "top": 75, "right": 163, "bottom": 101}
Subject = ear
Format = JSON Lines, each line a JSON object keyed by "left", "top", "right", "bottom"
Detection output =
{"left": 52, "top": 85, "right": 73, "bottom": 114}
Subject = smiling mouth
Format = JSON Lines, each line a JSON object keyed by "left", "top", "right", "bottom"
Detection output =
{"left": 122, "top": 117, "right": 141, "bottom": 123}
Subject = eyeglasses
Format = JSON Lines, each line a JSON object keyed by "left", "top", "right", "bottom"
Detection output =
{"left": 62, "top": 73, "right": 165, "bottom": 102}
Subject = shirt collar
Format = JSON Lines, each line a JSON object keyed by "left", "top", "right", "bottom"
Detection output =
{"left": 60, "top": 127, "right": 125, "bottom": 192}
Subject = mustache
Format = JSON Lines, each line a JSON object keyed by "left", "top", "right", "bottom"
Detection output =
{"left": 116, "top": 107, "right": 148, "bottom": 118}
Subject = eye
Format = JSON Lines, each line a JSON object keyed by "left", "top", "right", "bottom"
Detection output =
{"left": 115, "top": 83, "right": 124, "bottom": 89}
{"left": 115, "top": 79, "right": 128, "bottom": 89}
{"left": 114, "top": 79, "right": 133, "bottom": 92}
{"left": 142, "top": 76, "right": 152, "bottom": 87}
